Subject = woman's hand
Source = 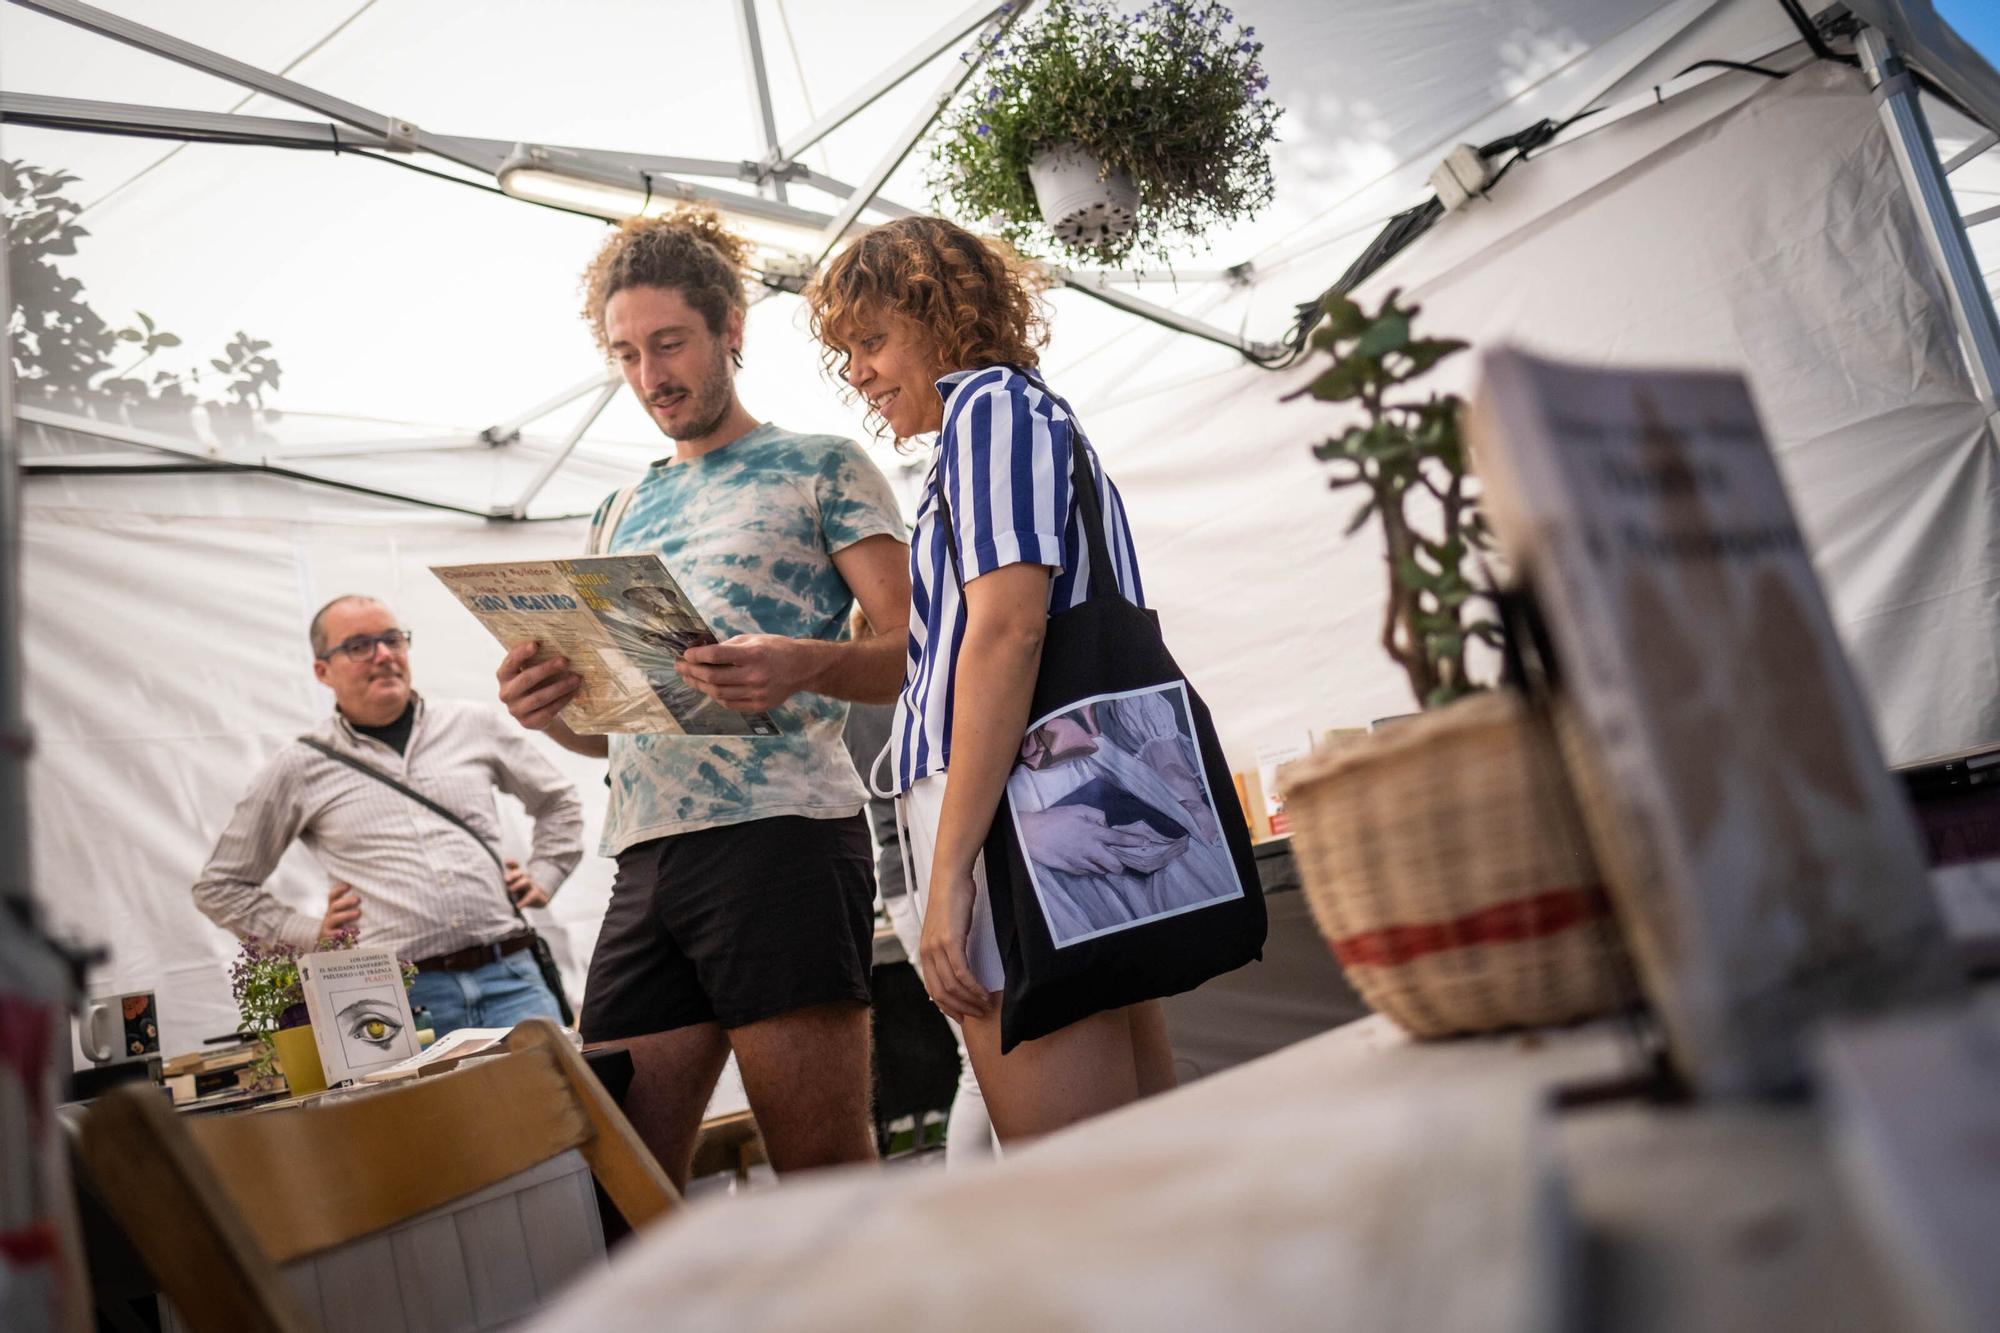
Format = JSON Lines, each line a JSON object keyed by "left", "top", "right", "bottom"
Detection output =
{"left": 919, "top": 867, "right": 994, "bottom": 1023}
{"left": 1016, "top": 804, "right": 1151, "bottom": 875}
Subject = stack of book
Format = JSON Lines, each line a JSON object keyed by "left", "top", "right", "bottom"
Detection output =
{"left": 160, "top": 1041, "right": 270, "bottom": 1108}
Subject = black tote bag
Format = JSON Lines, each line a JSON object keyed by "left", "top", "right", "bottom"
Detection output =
{"left": 937, "top": 378, "right": 1265, "bottom": 1052}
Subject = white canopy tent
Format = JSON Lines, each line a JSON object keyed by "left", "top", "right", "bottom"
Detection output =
{"left": 4, "top": 0, "right": 1997, "bottom": 1057}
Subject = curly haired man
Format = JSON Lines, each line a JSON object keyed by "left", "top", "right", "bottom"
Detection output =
{"left": 498, "top": 209, "right": 909, "bottom": 1186}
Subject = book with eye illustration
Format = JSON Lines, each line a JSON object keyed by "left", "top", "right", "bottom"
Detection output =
{"left": 431, "top": 553, "right": 781, "bottom": 738}
{"left": 295, "top": 948, "right": 421, "bottom": 1088}
{"left": 1465, "top": 349, "right": 1957, "bottom": 1096}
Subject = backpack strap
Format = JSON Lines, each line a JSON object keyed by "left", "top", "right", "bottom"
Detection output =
{"left": 588, "top": 482, "right": 642, "bottom": 555}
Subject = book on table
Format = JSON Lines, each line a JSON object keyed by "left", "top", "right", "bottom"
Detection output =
{"left": 296, "top": 948, "right": 422, "bottom": 1089}
{"left": 358, "top": 1026, "right": 510, "bottom": 1083}
{"left": 1465, "top": 348, "right": 1958, "bottom": 1096}
{"left": 431, "top": 553, "right": 780, "bottom": 737}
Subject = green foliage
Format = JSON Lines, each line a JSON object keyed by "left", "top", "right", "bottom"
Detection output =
{"left": 3, "top": 158, "right": 283, "bottom": 445}
{"left": 1289, "top": 290, "right": 1497, "bottom": 709}
{"left": 928, "top": 0, "right": 1281, "bottom": 267}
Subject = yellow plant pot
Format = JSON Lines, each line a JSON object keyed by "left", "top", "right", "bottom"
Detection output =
{"left": 271, "top": 1024, "right": 326, "bottom": 1096}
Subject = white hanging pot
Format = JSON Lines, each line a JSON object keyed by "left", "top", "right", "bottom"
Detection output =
{"left": 1027, "top": 143, "right": 1139, "bottom": 250}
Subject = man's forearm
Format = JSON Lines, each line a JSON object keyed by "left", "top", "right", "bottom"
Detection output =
{"left": 544, "top": 716, "right": 609, "bottom": 759}
{"left": 192, "top": 875, "right": 321, "bottom": 951}
{"left": 803, "top": 631, "right": 907, "bottom": 705}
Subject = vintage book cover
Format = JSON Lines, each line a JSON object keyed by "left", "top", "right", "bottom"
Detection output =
{"left": 296, "top": 949, "right": 421, "bottom": 1088}
{"left": 432, "top": 553, "right": 780, "bottom": 737}
{"left": 1466, "top": 348, "right": 1955, "bottom": 1094}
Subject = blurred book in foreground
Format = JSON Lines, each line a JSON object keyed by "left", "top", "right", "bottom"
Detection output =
{"left": 1466, "top": 348, "right": 1956, "bottom": 1095}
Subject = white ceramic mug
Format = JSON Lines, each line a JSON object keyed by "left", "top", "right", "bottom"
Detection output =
{"left": 80, "top": 990, "right": 159, "bottom": 1064}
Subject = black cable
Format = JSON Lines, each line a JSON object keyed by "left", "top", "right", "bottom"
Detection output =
{"left": 1675, "top": 58, "right": 1787, "bottom": 80}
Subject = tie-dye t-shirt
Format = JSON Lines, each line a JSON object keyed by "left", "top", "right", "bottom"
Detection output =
{"left": 590, "top": 423, "right": 906, "bottom": 854}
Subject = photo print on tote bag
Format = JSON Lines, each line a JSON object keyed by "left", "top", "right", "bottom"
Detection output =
{"left": 1005, "top": 681, "right": 1246, "bottom": 948}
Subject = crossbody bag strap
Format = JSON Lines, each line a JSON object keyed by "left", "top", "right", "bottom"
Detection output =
{"left": 933, "top": 372, "right": 1119, "bottom": 601}
{"left": 296, "top": 736, "right": 526, "bottom": 925}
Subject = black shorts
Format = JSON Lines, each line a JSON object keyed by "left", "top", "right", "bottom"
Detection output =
{"left": 578, "top": 813, "right": 876, "bottom": 1041}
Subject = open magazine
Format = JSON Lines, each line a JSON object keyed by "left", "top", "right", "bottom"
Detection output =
{"left": 432, "top": 554, "right": 780, "bottom": 737}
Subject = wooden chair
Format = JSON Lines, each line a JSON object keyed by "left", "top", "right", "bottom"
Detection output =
{"left": 76, "top": 1018, "right": 679, "bottom": 1333}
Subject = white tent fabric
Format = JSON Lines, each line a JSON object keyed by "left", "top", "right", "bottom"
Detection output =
{"left": 7, "top": 0, "right": 1999, "bottom": 1053}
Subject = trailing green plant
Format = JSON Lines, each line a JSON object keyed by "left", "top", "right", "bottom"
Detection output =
{"left": 929, "top": 0, "right": 1280, "bottom": 267}
{"left": 1287, "top": 289, "right": 1499, "bottom": 709}
{"left": 4, "top": 159, "right": 283, "bottom": 444}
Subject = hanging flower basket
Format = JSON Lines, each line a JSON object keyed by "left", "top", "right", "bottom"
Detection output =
{"left": 929, "top": 0, "right": 1281, "bottom": 267}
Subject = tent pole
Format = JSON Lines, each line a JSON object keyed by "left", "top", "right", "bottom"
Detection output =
{"left": 1859, "top": 27, "right": 2000, "bottom": 417}
{"left": 482, "top": 372, "right": 622, "bottom": 446}
{"left": 0, "top": 142, "right": 36, "bottom": 936}
{"left": 8, "top": 0, "right": 504, "bottom": 174}
{"left": 772, "top": 1, "right": 1013, "bottom": 166}
{"left": 734, "top": 0, "right": 788, "bottom": 204}
{"left": 811, "top": 4, "right": 1029, "bottom": 265}
{"left": 507, "top": 380, "right": 621, "bottom": 520}
{"left": 0, "top": 133, "right": 94, "bottom": 1333}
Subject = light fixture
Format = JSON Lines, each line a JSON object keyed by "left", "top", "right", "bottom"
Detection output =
{"left": 497, "top": 144, "right": 853, "bottom": 285}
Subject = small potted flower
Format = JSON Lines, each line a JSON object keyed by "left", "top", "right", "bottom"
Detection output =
{"left": 929, "top": 0, "right": 1280, "bottom": 267}
{"left": 229, "top": 930, "right": 415, "bottom": 1095}
{"left": 1274, "top": 291, "right": 1634, "bottom": 1039}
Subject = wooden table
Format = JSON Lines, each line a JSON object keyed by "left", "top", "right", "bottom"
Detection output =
{"left": 520, "top": 1011, "right": 1923, "bottom": 1333}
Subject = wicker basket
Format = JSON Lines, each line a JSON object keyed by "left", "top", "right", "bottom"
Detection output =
{"left": 1280, "top": 690, "right": 1635, "bottom": 1038}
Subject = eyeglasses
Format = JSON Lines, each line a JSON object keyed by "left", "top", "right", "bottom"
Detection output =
{"left": 318, "top": 629, "right": 414, "bottom": 662}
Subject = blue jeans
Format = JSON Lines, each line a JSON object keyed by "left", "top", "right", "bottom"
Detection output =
{"left": 407, "top": 949, "right": 561, "bottom": 1040}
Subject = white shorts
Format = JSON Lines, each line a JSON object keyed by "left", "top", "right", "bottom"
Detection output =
{"left": 895, "top": 771, "right": 1007, "bottom": 994}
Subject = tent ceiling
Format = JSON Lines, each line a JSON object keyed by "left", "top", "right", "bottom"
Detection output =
{"left": 2, "top": 0, "right": 1995, "bottom": 518}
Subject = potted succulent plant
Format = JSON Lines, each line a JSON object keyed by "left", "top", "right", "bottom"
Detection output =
{"left": 1284, "top": 289, "right": 1495, "bottom": 708}
{"left": 1276, "top": 290, "right": 1633, "bottom": 1039}
{"left": 929, "top": 0, "right": 1281, "bottom": 267}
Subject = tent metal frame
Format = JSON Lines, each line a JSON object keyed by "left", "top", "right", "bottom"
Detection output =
{"left": 7, "top": 1, "right": 1279, "bottom": 327}
{"left": 14, "top": 405, "right": 594, "bottom": 520}
{"left": 1859, "top": 28, "right": 2000, "bottom": 418}
{"left": 5, "top": 0, "right": 1289, "bottom": 519}
{"left": 10, "top": 0, "right": 1999, "bottom": 508}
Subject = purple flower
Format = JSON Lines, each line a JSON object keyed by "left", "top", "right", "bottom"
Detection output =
{"left": 977, "top": 123, "right": 992, "bottom": 136}
{"left": 988, "top": 85, "right": 1002, "bottom": 101}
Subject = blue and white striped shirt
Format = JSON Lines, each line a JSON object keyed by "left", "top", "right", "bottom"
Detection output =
{"left": 890, "top": 366, "right": 1146, "bottom": 793}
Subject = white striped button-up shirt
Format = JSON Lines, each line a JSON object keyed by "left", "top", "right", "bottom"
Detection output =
{"left": 891, "top": 366, "right": 1146, "bottom": 793}
{"left": 192, "top": 694, "right": 584, "bottom": 961}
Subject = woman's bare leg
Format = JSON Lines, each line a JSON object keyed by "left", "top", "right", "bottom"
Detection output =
{"left": 1127, "top": 999, "right": 1178, "bottom": 1098}
{"left": 959, "top": 1002, "right": 1145, "bottom": 1144}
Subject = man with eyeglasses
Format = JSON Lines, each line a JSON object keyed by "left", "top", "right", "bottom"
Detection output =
{"left": 193, "top": 594, "right": 585, "bottom": 1037}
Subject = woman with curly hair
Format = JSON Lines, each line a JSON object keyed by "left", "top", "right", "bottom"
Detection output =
{"left": 806, "top": 216, "right": 1174, "bottom": 1142}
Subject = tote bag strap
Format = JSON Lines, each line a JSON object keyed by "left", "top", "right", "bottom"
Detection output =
{"left": 933, "top": 375, "right": 1118, "bottom": 602}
